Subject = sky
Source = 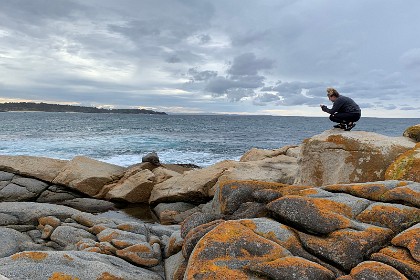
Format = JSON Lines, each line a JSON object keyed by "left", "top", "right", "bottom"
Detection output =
{"left": 0, "top": 0, "right": 419, "bottom": 117}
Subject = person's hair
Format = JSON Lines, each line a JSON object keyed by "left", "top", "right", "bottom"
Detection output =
{"left": 326, "top": 87, "right": 340, "bottom": 98}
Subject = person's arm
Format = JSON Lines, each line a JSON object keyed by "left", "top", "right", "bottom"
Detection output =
{"left": 322, "top": 98, "right": 344, "bottom": 114}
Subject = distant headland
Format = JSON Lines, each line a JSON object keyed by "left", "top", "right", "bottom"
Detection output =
{"left": 0, "top": 102, "right": 167, "bottom": 115}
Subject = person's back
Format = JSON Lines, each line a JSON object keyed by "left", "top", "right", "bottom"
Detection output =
{"left": 320, "top": 88, "right": 361, "bottom": 131}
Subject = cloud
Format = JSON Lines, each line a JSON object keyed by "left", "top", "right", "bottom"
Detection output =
{"left": 400, "top": 48, "right": 420, "bottom": 69}
{"left": 227, "top": 53, "right": 274, "bottom": 76}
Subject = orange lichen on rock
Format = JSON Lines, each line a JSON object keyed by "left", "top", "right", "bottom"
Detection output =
{"left": 386, "top": 143, "right": 420, "bottom": 183}
{"left": 38, "top": 216, "right": 61, "bottom": 228}
{"left": 356, "top": 203, "right": 420, "bottom": 233}
{"left": 324, "top": 183, "right": 389, "bottom": 201}
{"left": 403, "top": 124, "right": 420, "bottom": 142}
{"left": 392, "top": 225, "right": 420, "bottom": 262}
{"left": 48, "top": 272, "right": 79, "bottom": 280}
{"left": 371, "top": 246, "right": 420, "bottom": 279}
{"left": 343, "top": 261, "right": 408, "bottom": 280}
{"left": 96, "top": 272, "right": 124, "bottom": 280}
{"left": 381, "top": 185, "right": 420, "bottom": 208}
{"left": 246, "top": 256, "right": 335, "bottom": 280}
{"left": 11, "top": 252, "right": 48, "bottom": 261}
{"left": 267, "top": 195, "right": 354, "bottom": 234}
{"left": 184, "top": 220, "right": 291, "bottom": 280}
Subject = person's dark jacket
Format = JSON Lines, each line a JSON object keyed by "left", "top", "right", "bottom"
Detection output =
{"left": 321, "top": 95, "right": 361, "bottom": 115}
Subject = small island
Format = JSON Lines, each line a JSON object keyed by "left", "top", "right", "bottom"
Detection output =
{"left": 0, "top": 102, "right": 167, "bottom": 115}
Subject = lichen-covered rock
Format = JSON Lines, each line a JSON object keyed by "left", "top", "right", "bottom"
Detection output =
{"left": 403, "top": 124, "right": 420, "bottom": 142}
{"left": 391, "top": 223, "right": 420, "bottom": 262}
{"left": 267, "top": 194, "right": 368, "bottom": 235}
{"left": 184, "top": 220, "right": 292, "bottom": 279}
{"left": 356, "top": 203, "right": 420, "bottom": 233}
{"left": 324, "top": 181, "right": 420, "bottom": 207}
{"left": 0, "top": 251, "right": 162, "bottom": 280}
{"left": 294, "top": 131, "right": 415, "bottom": 186}
{"left": 116, "top": 242, "right": 161, "bottom": 267}
{"left": 182, "top": 219, "right": 224, "bottom": 259}
{"left": 337, "top": 261, "right": 409, "bottom": 280}
{"left": 180, "top": 212, "right": 223, "bottom": 238}
{"left": 386, "top": 143, "right": 420, "bottom": 183}
{"left": 371, "top": 246, "right": 420, "bottom": 280}
{"left": 164, "top": 251, "right": 187, "bottom": 280}
{"left": 246, "top": 256, "right": 335, "bottom": 280}
{"left": 216, "top": 180, "right": 311, "bottom": 215}
{"left": 298, "top": 224, "right": 394, "bottom": 271}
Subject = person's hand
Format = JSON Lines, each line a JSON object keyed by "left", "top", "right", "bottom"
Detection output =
{"left": 320, "top": 104, "right": 325, "bottom": 108}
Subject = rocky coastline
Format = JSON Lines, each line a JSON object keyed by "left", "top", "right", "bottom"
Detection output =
{"left": 0, "top": 125, "right": 419, "bottom": 280}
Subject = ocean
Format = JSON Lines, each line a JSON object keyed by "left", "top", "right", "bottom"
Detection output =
{"left": 0, "top": 112, "right": 419, "bottom": 167}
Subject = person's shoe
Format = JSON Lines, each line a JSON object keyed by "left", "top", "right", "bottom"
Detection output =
{"left": 344, "top": 122, "right": 356, "bottom": 131}
{"left": 333, "top": 123, "right": 346, "bottom": 129}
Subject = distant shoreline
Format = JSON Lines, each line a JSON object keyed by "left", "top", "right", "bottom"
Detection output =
{"left": 0, "top": 102, "right": 167, "bottom": 115}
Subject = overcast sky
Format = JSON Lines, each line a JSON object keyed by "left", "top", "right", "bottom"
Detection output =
{"left": 0, "top": 0, "right": 419, "bottom": 117}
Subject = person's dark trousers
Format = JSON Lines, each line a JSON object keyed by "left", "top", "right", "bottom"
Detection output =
{"left": 330, "top": 112, "right": 361, "bottom": 123}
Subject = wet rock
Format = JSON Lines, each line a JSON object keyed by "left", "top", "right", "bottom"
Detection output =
{"left": 142, "top": 152, "right": 161, "bottom": 166}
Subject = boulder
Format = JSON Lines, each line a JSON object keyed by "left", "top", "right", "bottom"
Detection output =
{"left": 58, "top": 198, "right": 117, "bottom": 213}
{"left": 210, "top": 155, "right": 298, "bottom": 195}
{"left": 184, "top": 220, "right": 293, "bottom": 279}
{"left": 0, "top": 155, "right": 67, "bottom": 182}
{"left": 149, "top": 160, "right": 235, "bottom": 205}
{"left": 105, "top": 169, "right": 155, "bottom": 203}
{"left": 0, "top": 251, "right": 162, "bottom": 280}
{"left": 294, "top": 130, "right": 416, "bottom": 186}
{"left": 0, "top": 228, "right": 35, "bottom": 258}
{"left": 53, "top": 156, "right": 125, "bottom": 197}
{"left": 386, "top": 143, "right": 420, "bottom": 182}
{"left": 0, "top": 202, "right": 81, "bottom": 225}
{"left": 0, "top": 176, "right": 49, "bottom": 201}
{"left": 337, "top": 261, "right": 409, "bottom": 280}
{"left": 142, "top": 152, "right": 161, "bottom": 166}
{"left": 153, "top": 202, "right": 197, "bottom": 225}
{"left": 239, "top": 145, "right": 298, "bottom": 162}
{"left": 403, "top": 124, "right": 420, "bottom": 142}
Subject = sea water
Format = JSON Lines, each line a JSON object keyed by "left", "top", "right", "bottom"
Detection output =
{"left": 0, "top": 112, "right": 418, "bottom": 167}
